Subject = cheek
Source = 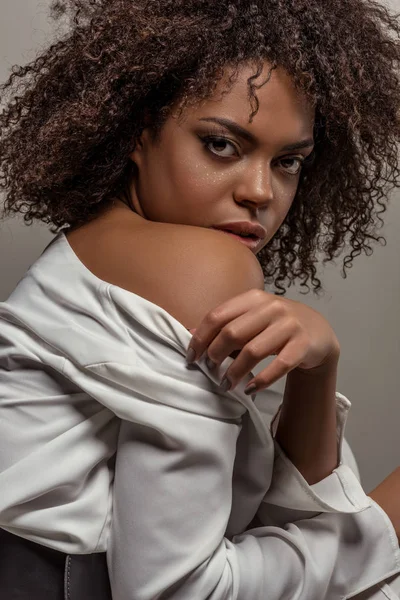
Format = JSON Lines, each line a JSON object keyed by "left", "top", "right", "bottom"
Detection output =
{"left": 140, "top": 144, "right": 225, "bottom": 219}
{"left": 169, "top": 150, "right": 228, "bottom": 201}
{"left": 274, "top": 178, "right": 298, "bottom": 218}
{"left": 262, "top": 180, "right": 299, "bottom": 247}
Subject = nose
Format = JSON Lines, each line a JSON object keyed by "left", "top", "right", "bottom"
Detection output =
{"left": 233, "top": 161, "right": 274, "bottom": 209}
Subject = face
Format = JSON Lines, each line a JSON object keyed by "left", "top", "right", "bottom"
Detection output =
{"left": 128, "top": 62, "right": 315, "bottom": 254}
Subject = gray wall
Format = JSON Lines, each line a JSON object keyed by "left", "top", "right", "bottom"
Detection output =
{"left": 1, "top": 0, "right": 399, "bottom": 492}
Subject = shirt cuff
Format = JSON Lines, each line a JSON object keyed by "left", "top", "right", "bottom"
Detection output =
{"left": 263, "top": 392, "right": 372, "bottom": 514}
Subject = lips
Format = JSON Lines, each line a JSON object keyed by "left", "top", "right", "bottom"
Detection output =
{"left": 209, "top": 221, "right": 267, "bottom": 253}
{"left": 211, "top": 221, "right": 267, "bottom": 240}
{"left": 218, "top": 228, "right": 257, "bottom": 239}
{"left": 211, "top": 228, "right": 261, "bottom": 252}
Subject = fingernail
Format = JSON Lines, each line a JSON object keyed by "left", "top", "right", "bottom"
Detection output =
{"left": 244, "top": 383, "right": 257, "bottom": 396}
{"left": 206, "top": 357, "right": 216, "bottom": 370}
{"left": 186, "top": 347, "right": 196, "bottom": 363}
{"left": 219, "top": 377, "right": 232, "bottom": 392}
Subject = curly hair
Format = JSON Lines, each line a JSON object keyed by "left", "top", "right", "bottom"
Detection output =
{"left": 1, "top": 0, "right": 399, "bottom": 294}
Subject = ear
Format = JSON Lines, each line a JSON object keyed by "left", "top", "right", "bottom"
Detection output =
{"left": 130, "top": 109, "right": 153, "bottom": 165}
{"left": 129, "top": 128, "right": 149, "bottom": 166}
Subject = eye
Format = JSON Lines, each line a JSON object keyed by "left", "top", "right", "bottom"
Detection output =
{"left": 201, "top": 135, "right": 238, "bottom": 158}
{"left": 278, "top": 157, "right": 304, "bottom": 176}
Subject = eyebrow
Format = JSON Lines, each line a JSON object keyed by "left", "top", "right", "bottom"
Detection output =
{"left": 199, "top": 117, "right": 314, "bottom": 152}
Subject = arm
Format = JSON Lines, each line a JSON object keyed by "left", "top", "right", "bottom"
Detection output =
{"left": 87, "top": 227, "right": 400, "bottom": 599}
{"left": 106, "top": 377, "right": 400, "bottom": 600}
{"left": 276, "top": 355, "right": 339, "bottom": 484}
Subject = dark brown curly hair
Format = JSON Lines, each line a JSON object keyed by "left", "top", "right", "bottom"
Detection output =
{"left": 1, "top": 0, "right": 400, "bottom": 294}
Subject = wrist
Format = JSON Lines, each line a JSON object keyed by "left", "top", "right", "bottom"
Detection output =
{"left": 279, "top": 355, "right": 339, "bottom": 485}
{"left": 294, "top": 350, "right": 340, "bottom": 379}
{"left": 288, "top": 358, "right": 339, "bottom": 392}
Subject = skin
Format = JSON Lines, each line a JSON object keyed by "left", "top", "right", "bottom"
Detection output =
{"left": 69, "top": 61, "right": 400, "bottom": 513}
{"left": 69, "top": 59, "right": 339, "bottom": 485}
{"left": 126, "top": 61, "right": 315, "bottom": 252}
{"left": 121, "top": 60, "right": 400, "bottom": 512}
{"left": 113, "top": 61, "right": 340, "bottom": 485}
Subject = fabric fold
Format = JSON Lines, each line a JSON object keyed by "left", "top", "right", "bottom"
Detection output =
{"left": 0, "top": 232, "right": 398, "bottom": 600}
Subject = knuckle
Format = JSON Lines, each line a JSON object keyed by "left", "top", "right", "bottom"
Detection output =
{"left": 271, "top": 299, "right": 287, "bottom": 317}
{"left": 290, "top": 318, "right": 304, "bottom": 335}
{"left": 276, "top": 355, "right": 292, "bottom": 370}
{"left": 252, "top": 289, "right": 265, "bottom": 301}
{"left": 222, "top": 325, "right": 240, "bottom": 343}
{"left": 206, "top": 309, "right": 223, "bottom": 326}
{"left": 244, "top": 343, "right": 263, "bottom": 360}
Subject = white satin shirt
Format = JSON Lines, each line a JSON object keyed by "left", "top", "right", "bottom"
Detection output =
{"left": 0, "top": 232, "right": 399, "bottom": 599}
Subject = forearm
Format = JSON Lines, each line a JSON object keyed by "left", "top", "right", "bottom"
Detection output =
{"left": 275, "top": 356, "right": 339, "bottom": 485}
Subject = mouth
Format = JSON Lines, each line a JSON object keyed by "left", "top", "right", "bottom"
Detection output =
{"left": 210, "top": 227, "right": 262, "bottom": 252}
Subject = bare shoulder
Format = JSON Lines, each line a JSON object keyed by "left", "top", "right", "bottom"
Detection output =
{"left": 140, "top": 221, "right": 265, "bottom": 329}
{"left": 67, "top": 215, "right": 265, "bottom": 330}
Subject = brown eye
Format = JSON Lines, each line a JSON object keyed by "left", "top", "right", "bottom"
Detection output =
{"left": 279, "top": 157, "right": 303, "bottom": 175}
{"left": 201, "top": 136, "right": 238, "bottom": 158}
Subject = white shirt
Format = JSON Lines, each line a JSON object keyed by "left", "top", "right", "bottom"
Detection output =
{"left": 0, "top": 232, "right": 399, "bottom": 599}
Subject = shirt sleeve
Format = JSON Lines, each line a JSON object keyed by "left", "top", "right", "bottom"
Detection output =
{"left": 350, "top": 572, "right": 400, "bottom": 599}
{"left": 260, "top": 392, "right": 368, "bottom": 523}
{"left": 61, "top": 286, "right": 399, "bottom": 600}
{"left": 105, "top": 374, "right": 400, "bottom": 600}
{"left": 254, "top": 393, "right": 400, "bottom": 599}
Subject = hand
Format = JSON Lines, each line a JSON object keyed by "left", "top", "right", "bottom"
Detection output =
{"left": 186, "top": 289, "right": 340, "bottom": 394}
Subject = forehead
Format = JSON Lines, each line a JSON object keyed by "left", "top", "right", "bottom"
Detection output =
{"left": 177, "top": 62, "right": 315, "bottom": 140}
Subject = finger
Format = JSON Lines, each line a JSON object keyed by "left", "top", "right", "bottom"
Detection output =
{"left": 221, "top": 322, "right": 293, "bottom": 391}
{"left": 187, "top": 289, "right": 266, "bottom": 361}
{"left": 206, "top": 303, "right": 276, "bottom": 367}
{"left": 245, "top": 341, "right": 306, "bottom": 393}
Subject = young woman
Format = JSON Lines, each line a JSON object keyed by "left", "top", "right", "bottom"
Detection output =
{"left": 0, "top": 1, "right": 399, "bottom": 598}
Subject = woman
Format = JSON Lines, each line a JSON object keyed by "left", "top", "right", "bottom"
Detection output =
{"left": 0, "top": 0, "right": 399, "bottom": 598}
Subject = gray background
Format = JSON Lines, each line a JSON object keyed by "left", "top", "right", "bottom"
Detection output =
{"left": 1, "top": 0, "right": 399, "bottom": 492}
